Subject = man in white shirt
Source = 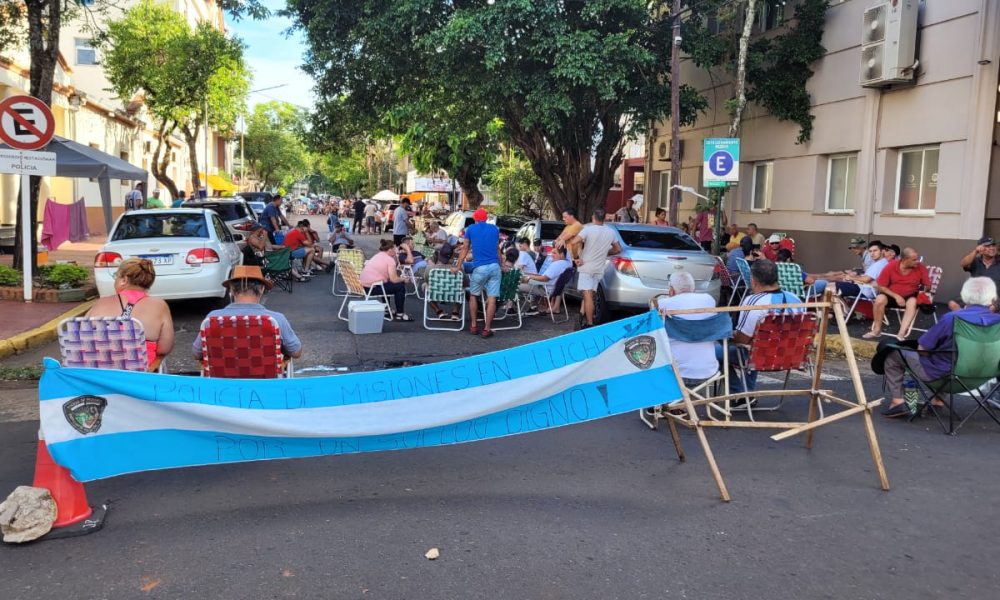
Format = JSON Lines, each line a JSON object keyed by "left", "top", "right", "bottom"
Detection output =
{"left": 424, "top": 220, "right": 448, "bottom": 249}
{"left": 514, "top": 237, "right": 538, "bottom": 276}
{"left": 363, "top": 202, "right": 378, "bottom": 233}
{"left": 522, "top": 246, "right": 572, "bottom": 315}
{"left": 657, "top": 272, "right": 719, "bottom": 383}
{"left": 567, "top": 209, "right": 621, "bottom": 328}
{"left": 834, "top": 241, "right": 889, "bottom": 299}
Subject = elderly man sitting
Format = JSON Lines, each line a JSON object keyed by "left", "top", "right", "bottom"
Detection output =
{"left": 656, "top": 272, "right": 725, "bottom": 386}
{"left": 192, "top": 265, "right": 303, "bottom": 361}
{"left": 879, "top": 277, "right": 999, "bottom": 418}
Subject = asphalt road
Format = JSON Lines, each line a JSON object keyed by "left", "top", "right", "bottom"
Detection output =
{"left": 2, "top": 219, "right": 999, "bottom": 599}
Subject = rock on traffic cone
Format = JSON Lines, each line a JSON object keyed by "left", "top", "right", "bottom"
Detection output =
{"left": 32, "top": 440, "right": 92, "bottom": 528}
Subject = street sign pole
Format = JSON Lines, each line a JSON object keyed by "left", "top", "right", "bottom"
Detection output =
{"left": 20, "top": 174, "right": 31, "bottom": 302}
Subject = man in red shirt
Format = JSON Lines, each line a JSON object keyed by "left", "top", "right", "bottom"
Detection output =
{"left": 866, "top": 247, "right": 930, "bottom": 340}
{"left": 283, "top": 220, "right": 330, "bottom": 275}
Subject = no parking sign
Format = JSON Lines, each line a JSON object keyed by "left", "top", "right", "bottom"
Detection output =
{"left": 703, "top": 138, "right": 740, "bottom": 188}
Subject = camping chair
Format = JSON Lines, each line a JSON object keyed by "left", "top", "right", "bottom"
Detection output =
{"left": 714, "top": 256, "right": 740, "bottom": 306}
{"left": 398, "top": 263, "right": 423, "bottom": 299}
{"left": 58, "top": 317, "right": 163, "bottom": 372}
{"left": 423, "top": 268, "right": 467, "bottom": 331}
{"left": 640, "top": 296, "right": 732, "bottom": 429}
{"left": 887, "top": 265, "right": 942, "bottom": 337}
{"left": 840, "top": 283, "right": 878, "bottom": 322}
{"left": 732, "top": 312, "right": 820, "bottom": 420}
{"left": 331, "top": 248, "right": 365, "bottom": 296}
{"left": 886, "top": 319, "right": 1000, "bottom": 435}
{"left": 262, "top": 247, "right": 294, "bottom": 294}
{"left": 734, "top": 257, "right": 753, "bottom": 303}
{"left": 481, "top": 268, "right": 523, "bottom": 331}
{"left": 199, "top": 314, "right": 292, "bottom": 378}
{"left": 776, "top": 262, "right": 816, "bottom": 301}
{"left": 335, "top": 259, "right": 394, "bottom": 321}
{"left": 527, "top": 266, "right": 575, "bottom": 323}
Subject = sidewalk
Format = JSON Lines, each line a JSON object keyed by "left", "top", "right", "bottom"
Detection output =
{"left": 0, "top": 236, "right": 104, "bottom": 360}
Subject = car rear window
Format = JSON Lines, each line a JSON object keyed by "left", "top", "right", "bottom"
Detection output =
{"left": 112, "top": 214, "right": 209, "bottom": 240}
{"left": 186, "top": 203, "right": 248, "bottom": 221}
{"left": 617, "top": 229, "right": 702, "bottom": 251}
{"left": 540, "top": 223, "right": 563, "bottom": 241}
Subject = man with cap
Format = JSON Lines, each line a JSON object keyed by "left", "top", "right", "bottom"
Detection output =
{"left": 452, "top": 208, "right": 502, "bottom": 337}
{"left": 761, "top": 234, "right": 783, "bottom": 261}
{"left": 847, "top": 236, "right": 873, "bottom": 271}
{"left": 192, "top": 265, "right": 302, "bottom": 360}
{"left": 948, "top": 236, "right": 1000, "bottom": 311}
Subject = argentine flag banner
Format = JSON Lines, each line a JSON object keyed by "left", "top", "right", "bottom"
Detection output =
{"left": 39, "top": 311, "right": 681, "bottom": 482}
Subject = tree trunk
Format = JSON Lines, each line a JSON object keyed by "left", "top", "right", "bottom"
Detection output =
{"left": 455, "top": 166, "right": 483, "bottom": 209}
{"left": 150, "top": 120, "right": 180, "bottom": 199}
{"left": 180, "top": 124, "right": 202, "bottom": 194}
{"left": 14, "top": 0, "right": 61, "bottom": 272}
{"left": 729, "top": 0, "right": 758, "bottom": 138}
{"left": 507, "top": 117, "right": 622, "bottom": 221}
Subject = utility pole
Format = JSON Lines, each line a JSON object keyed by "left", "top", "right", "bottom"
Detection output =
{"left": 668, "top": 0, "right": 682, "bottom": 227}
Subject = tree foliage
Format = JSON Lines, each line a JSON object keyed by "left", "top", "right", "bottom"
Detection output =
{"left": 485, "top": 148, "right": 543, "bottom": 218}
{"left": 287, "top": 0, "right": 705, "bottom": 218}
{"left": 97, "top": 0, "right": 249, "bottom": 195}
{"left": 241, "top": 101, "right": 310, "bottom": 189}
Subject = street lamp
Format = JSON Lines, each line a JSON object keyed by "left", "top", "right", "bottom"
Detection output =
{"left": 669, "top": 184, "right": 709, "bottom": 202}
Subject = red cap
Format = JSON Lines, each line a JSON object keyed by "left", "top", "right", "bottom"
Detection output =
{"left": 473, "top": 208, "right": 488, "bottom": 222}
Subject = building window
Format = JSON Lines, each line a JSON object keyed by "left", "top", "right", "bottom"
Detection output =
{"left": 756, "top": 0, "right": 787, "bottom": 32}
{"left": 633, "top": 171, "right": 645, "bottom": 194}
{"left": 826, "top": 154, "right": 857, "bottom": 213}
{"left": 658, "top": 171, "right": 671, "bottom": 209}
{"left": 896, "top": 146, "right": 939, "bottom": 213}
{"left": 75, "top": 38, "right": 98, "bottom": 65}
{"left": 751, "top": 162, "right": 773, "bottom": 212}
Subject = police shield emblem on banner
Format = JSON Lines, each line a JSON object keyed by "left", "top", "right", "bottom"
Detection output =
{"left": 624, "top": 336, "right": 656, "bottom": 370}
{"left": 62, "top": 396, "right": 107, "bottom": 435}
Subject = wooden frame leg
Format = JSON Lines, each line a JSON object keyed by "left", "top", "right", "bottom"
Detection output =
{"left": 695, "top": 425, "right": 730, "bottom": 502}
{"left": 665, "top": 416, "right": 685, "bottom": 461}
{"left": 862, "top": 408, "right": 891, "bottom": 491}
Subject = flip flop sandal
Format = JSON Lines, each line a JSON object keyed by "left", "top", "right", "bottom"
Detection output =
{"left": 435, "top": 310, "right": 446, "bottom": 319}
{"left": 469, "top": 326, "right": 480, "bottom": 335}
{"left": 861, "top": 331, "right": 880, "bottom": 339}
{"left": 480, "top": 330, "right": 494, "bottom": 339}
{"left": 450, "top": 313, "right": 461, "bottom": 321}
{"left": 395, "top": 313, "right": 413, "bottom": 322}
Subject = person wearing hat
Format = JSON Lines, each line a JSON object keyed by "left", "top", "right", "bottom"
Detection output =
{"left": 191, "top": 265, "right": 302, "bottom": 360}
{"left": 452, "top": 208, "right": 502, "bottom": 337}
{"left": 948, "top": 235, "right": 1000, "bottom": 311}
{"left": 241, "top": 222, "right": 270, "bottom": 267}
{"left": 847, "top": 236, "right": 873, "bottom": 271}
{"left": 761, "top": 233, "right": 783, "bottom": 261}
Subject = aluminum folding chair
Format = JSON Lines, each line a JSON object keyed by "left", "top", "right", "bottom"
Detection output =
{"left": 527, "top": 266, "right": 574, "bottom": 323}
{"left": 422, "top": 268, "right": 466, "bottom": 331}
{"left": 734, "top": 257, "right": 753, "bottom": 303}
{"left": 733, "top": 312, "right": 819, "bottom": 420}
{"left": 335, "top": 259, "right": 394, "bottom": 321}
{"left": 58, "top": 317, "right": 162, "bottom": 372}
{"left": 331, "top": 248, "right": 365, "bottom": 296}
{"left": 887, "top": 265, "right": 942, "bottom": 336}
{"left": 199, "top": 314, "right": 292, "bottom": 378}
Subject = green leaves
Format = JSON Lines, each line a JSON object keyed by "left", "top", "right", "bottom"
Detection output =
{"left": 242, "top": 101, "right": 310, "bottom": 189}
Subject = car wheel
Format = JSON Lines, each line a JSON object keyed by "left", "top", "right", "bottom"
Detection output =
{"left": 593, "top": 285, "right": 609, "bottom": 325}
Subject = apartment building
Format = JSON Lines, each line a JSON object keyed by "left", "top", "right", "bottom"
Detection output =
{"left": 0, "top": 0, "right": 233, "bottom": 235}
{"left": 647, "top": 0, "right": 1000, "bottom": 299}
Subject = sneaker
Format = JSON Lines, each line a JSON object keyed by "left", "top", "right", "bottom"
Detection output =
{"left": 881, "top": 402, "right": 910, "bottom": 418}
{"left": 523, "top": 308, "right": 540, "bottom": 317}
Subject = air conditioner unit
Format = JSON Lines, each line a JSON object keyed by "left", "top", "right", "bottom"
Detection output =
{"left": 860, "top": 1, "right": 918, "bottom": 87}
{"left": 653, "top": 139, "right": 683, "bottom": 170}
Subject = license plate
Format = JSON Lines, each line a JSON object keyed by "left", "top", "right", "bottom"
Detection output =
{"left": 139, "top": 254, "right": 173, "bottom": 266}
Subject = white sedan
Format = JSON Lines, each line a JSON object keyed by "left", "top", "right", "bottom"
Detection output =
{"left": 94, "top": 209, "right": 242, "bottom": 301}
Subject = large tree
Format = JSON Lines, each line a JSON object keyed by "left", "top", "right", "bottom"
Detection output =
{"left": 2, "top": 0, "right": 265, "bottom": 270}
{"left": 241, "top": 101, "right": 310, "bottom": 190}
{"left": 287, "top": 0, "right": 704, "bottom": 219}
{"left": 98, "top": 0, "right": 249, "bottom": 196}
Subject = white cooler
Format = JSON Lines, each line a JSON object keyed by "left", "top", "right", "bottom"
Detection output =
{"left": 348, "top": 300, "right": 385, "bottom": 334}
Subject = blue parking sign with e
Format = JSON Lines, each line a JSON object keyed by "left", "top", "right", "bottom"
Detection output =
{"left": 703, "top": 138, "right": 740, "bottom": 188}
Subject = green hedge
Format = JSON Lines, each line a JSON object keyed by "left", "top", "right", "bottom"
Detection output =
{"left": 0, "top": 265, "right": 21, "bottom": 286}
{"left": 38, "top": 264, "right": 90, "bottom": 288}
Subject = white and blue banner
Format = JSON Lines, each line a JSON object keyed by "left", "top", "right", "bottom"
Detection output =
{"left": 39, "top": 312, "right": 681, "bottom": 482}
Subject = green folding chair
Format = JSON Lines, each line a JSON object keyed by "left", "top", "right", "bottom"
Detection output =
{"left": 262, "top": 247, "right": 294, "bottom": 294}
{"left": 891, "top": 319, "right": 1000, "bottom": 435}
{"left": 481, "top": 268, "right": 523, "bottom": 331}
{"left": 423, "top": 268, "right": 466, "bottom": 331}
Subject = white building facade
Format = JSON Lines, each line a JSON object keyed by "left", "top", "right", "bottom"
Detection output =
{"left": 647, "top": 0, "right": 1000, "bottom": 299}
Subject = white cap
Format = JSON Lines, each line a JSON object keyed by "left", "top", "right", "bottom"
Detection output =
{"left": 767, "top": 234, "right": 782, "bottom": 243}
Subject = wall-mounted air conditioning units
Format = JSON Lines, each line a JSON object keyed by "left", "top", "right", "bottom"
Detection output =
{"left": 860, "top": 1, "right": 918, "bottom": 87}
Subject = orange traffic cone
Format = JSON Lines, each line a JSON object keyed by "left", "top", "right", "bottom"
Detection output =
{"left": 32, "top": 440, "right": 93, "bottom": 527}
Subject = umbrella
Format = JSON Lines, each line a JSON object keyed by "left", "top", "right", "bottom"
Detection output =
{"left": 372, "top": 189, "right": 400, "bottom": 201}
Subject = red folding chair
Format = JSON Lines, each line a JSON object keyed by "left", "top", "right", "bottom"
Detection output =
{"left": 199, "top": 314, "right": 293, "bottom": 378}
{"left": 733, "top": 312, "right": 819, "bottom": 420}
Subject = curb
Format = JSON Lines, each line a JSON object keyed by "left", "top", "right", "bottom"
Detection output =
{"left": 0, "top": 300, "right": 96, "bottom": 360}
{"left": 825, "top": 334, "right": 879, "bottom": 361}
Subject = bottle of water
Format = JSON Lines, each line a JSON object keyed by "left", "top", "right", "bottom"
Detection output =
{"left": 903, "top": 376, "right": 919, "bottom": 415}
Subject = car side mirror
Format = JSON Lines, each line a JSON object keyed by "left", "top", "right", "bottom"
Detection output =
{"left": 231, "top": 233, "right": 245, "bottom": 242}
